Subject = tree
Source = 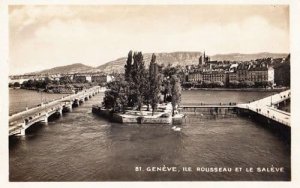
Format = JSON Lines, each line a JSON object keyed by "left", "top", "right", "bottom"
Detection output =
{"left": 254, "top": 80, "right": 272, "bottom": 88}
{"left": 163, "top": 64, "right": 179, "bottom": 78}
{"left": 117, "top": 80, "right": 129, "bottom": 113}
{"left": 212, "top": 81, "right": 224, "bottom": 88}
{"left": 261, "top": 81, "right": 272, "bottom": 88}
{"left": 228, "top": 81, "right": 240, "bottom": 88}
{"left": 21, "top": 81, "right": 28, "bottom": 88}
{"left": 26, "top": 79, "right": 36, "bottom": 88}
{"left": 103, "top": 78, "right": 129, "bottom": 113}
{"left": 202, "top": 80, "right": 212, "bottom": 88}
{"left": 181, "top": 82, "right": 194, "bottom": 89}
{"left": 124, "top": 50, "right": 133, "bottom": 82}
{"left": 162, "top": 78, "right": 172, "bottom": 102}
{"left": 148, "top": 54, "right": 163, "bottom": 115}
{"left": 13, "top": 82, "right": 20, "bottom": 87}
{"left": 254, "top": 81, "right": 262, "bottom": 88}
{"left": 170, "top": 75, "right": 182, "bottom": 116}
{"left": 52, "top": 80, "right": 60, "bottom": 85}
{"left": 131, "top": 52, "right": 147, "bottom": 110}
{"left": 44, "top": 77, "right": 51, "bottom": 85}
{"left": 65, "top": 84, "right": 74, "bottom": 89}
{"left": 240, "top": 81, "right": 254, "bottom": 88}
{"left": 103, "top": 89, "right": 115, "bottom": 110}
{"left": 195, "top": 82, "right": 202, "bottom": 88}
{"left": 143, "top": 69, "right": 151, "bottom": 111}
{"left": 60, "top": 76, "right": 72, "bottom": 85}
{"left": 35, "top": 79, "right": 49, "bottom": 89}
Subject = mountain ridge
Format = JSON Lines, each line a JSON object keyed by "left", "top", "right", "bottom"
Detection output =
{"left": 97, "top": 52, "right": 288, "bottom": 73}
{"left": 24, "top": 52, "right": 289, "bottom": 75}
{"left": 25, "top": 63, "right": 95, "bottom": 75}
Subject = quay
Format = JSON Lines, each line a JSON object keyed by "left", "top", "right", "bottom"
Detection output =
{"left": 181, "top": 89, "right": 291, "bottom": 129}
{"left": 9, "top": 86, "right": 102, "bottom": 136}
{"left": 180, "top": 103, "right": 237, "bottom": 116}
{"left": 92, "top": 103, "right": 184, "bottom": 125}
{"left": 236, "top": 89, "right": 290, "bottom": 127}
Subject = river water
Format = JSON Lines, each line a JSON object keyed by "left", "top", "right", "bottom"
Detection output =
{"left": 9, "top": 89, "right": 290, "bottom": 181}
{"left": 9, "top": 88, "right": 66, "bottom": 115}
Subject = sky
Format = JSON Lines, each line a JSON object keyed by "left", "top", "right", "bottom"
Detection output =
{"left": 9, "top": 5, "right": 289, "bottom": 75}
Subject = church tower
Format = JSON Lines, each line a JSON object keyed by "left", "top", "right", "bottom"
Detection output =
{"left": 199, "top": 56, "right": 202, "bottom": 65}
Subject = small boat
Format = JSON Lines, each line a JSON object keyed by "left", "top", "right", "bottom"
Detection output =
{"left": 171, "top": 126, "right": 181, "bottom": 132}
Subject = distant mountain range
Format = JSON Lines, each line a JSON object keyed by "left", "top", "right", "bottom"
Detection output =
{"left": 210, "top": 52, "right": 288, "bottom": 62}
{"left": 26, "top": 52, "right": 288, "bottom": 75}
{"left": 26, "top": 63, "right": 96, "bottom": 75}
{"left": 97, "top": 52, "right": 202, "bottom": 74}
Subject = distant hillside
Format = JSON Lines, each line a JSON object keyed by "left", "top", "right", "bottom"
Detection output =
{"left": 210, "top": 52, "right": 288, "bottom": 62}
{"left": 96, "top": 52, "right": 288, "bottom": 73}
{"left": 22, "top": 52, "right": 289, "bottom": 75}
{"left": 28, "top": 63, "right": 96, "bottom": 75}
{"left": 97, "top": 52, "right": 202, "bottom": 73}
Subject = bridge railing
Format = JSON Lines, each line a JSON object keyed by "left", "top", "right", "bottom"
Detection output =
{"left": 181, "top": 102, "right": 237, "bottom": 107}
{"left": 267, "top": 106, "right": 290, "bottom": 116}
{"left": 253, "top": 110, "right": 290, "bottom": 127}
{"left": 251, "top": 89, "right": 290, "bottom": 105}
{"left": 9, "top": 86, "right": 100, "bottom": 118}
{"left": 9, "top": 86, "right": 101, "bottom": 118}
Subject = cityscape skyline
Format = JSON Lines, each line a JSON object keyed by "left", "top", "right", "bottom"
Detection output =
{"left": 9, "top": 5, "right": 289, "bottom": 74}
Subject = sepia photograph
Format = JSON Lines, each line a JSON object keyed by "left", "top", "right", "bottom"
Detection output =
{"left": 2, "top": 1, "right": 297, "bottom": 184}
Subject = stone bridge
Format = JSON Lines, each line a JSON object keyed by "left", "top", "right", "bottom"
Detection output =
{"left": 9, "top": 86, "right": 102, "bottom": 136}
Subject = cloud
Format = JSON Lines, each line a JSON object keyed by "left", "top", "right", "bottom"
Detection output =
{"left": 9, "top": 5, "right": 289, "bottom": 74}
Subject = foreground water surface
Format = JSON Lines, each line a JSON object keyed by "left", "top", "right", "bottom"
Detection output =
{"left": 9, "top": 89, "right": 290, "bottom": 181}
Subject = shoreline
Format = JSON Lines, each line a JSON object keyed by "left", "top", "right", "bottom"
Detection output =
{"left": 183, "top": 87, "right": 288, "bottom": 92}
{"left": 11, "top": 86, "right": 288, "bottom": 93}
{"left": 10, "top": 86, "right": 106, "bottom": 94}
{"left": 92, "top": 105, "right": 184, "bottom": 125}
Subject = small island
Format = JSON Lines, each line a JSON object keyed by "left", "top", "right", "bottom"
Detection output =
{"left": 92, "top": 51, "right": 184, "bottom": 125}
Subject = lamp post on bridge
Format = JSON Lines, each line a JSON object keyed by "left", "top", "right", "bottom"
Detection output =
{"left": 38, "top": 89, "right": 44, "bottom": 107}
{"left": 271, "top": 95, "right": 273, "bottom": 107}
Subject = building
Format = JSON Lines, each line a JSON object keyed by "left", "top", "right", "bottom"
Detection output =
{"left": 202, "top": 70, "right": 226, "bottom": 83}
{"left": 228, "top": 72, "right": 238, "bottom": 82}
{"left": 274, "top": 61, "right": 290, "bottom": 86}
{"left": 8, "top": 78, "right": 29, "bottom": 85}
{"left": 46, "top": 84, "right": 75, "bottom": 94}
{"left": 248, "top": 65, "right": 274, "bottom": 83}
{"left": 91, "top": 74, "right": 107, "bottom": 83}
{"left": 267, "top": 67, "right": 274, "bottom": 83}
{"left": 73, "top": 74, "right": 93, "bottom": 83}
{"left": 59, "top": 75, "right": 73, "bottom": 83}
{"left": 73, "top": 74, "right": 87, "bottom": 83}
{"left": 186, "top": 56, "right": 280, "bottom": 87}
{"left": 236, "top": 64, "right": 251, "bottom": 81}
{"left": 188, "top": 71, "right": 202, "bottom": 82}
{"left": 229, "top": 63, "right": 238, "bottom": 72}
{"left": 198, "top": 51, "right": 210, "bottom": 66}
{"left": 91, "top": 74, "right": 114, "bottom": 83}
{"left": 187, "top": 70, "right": 226, "bottom": 85}
{"left": 86, "top": 75, "right": 92, "bottom": 82}
{"left": 106, "top": 75, "right": 114, "bottom": 82}
{"left": 49, "top": 74, "right": 61, "bottom": 81}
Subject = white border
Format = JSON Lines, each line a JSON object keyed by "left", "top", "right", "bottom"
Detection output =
{"left": 1, "top": 0, "right": 300, "bottom": 188}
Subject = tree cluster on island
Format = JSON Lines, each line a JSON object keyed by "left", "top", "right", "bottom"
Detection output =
{"left": 9, "top": 76, "right": 99, "bottom": 93}
{"left": 102, "top": 51, "right": 182, "bottom": 116}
